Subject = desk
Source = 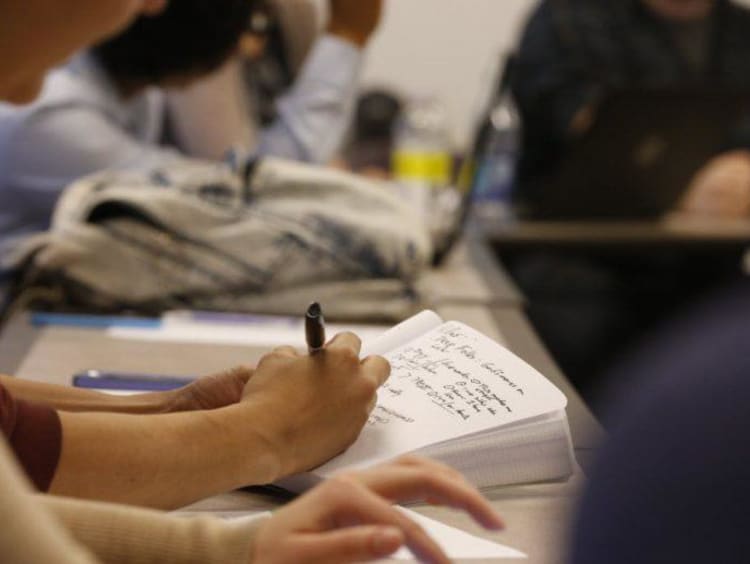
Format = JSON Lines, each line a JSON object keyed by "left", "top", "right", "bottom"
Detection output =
{"left": 417, "top": 239, "right": 524, "bottom": 307}
{"left": 482, "top": 214, "right": 750, "bottom": 251}
{"left": 0, "top": 239, "right": 602, "bottom": 564}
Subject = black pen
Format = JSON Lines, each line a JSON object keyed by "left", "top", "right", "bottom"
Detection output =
{"left": 305, "top": 302, "right": 326, "bottom": 355}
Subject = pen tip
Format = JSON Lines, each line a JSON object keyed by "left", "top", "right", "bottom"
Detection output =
{"left": 307, "top": 302, "right": 321, "bottom": 316}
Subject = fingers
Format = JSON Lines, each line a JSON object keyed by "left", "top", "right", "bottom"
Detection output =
{"left": 326, "top": 332, "right": 362, "bottom": 357}
{"left": 360, "top": 355, "right": 391, "bottom": 388}
{"left": 286, "top": 526, "right": 404, "bottom": 564}
{"left": 272, "top": 345, "right": 300, "bottom": 358}
{"left": 327, "top": 479, "right": 450, "bottom": 564}
{"left": 351, "top": 457, "right": 504, "bottom": 531}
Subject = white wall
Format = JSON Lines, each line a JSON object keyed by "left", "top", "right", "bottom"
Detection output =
{"left": 358, "top": 0, "right": 538, "bottom": 149}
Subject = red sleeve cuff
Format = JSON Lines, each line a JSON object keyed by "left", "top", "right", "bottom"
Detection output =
{"left": 6, "top": 397, "right": 62, "bottom": 492}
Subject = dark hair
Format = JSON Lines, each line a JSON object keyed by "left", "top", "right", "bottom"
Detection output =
{"left": 93, "top": 0, "right": 253, "bottom": 85}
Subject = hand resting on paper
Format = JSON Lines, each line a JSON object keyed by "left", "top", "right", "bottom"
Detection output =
{"left": 253, "top": 456, "right": 504, "bottom": 564}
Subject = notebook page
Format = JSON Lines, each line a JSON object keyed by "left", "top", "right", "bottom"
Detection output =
{"left": 360, "top": 310, "right": 443, "bottom": 357}
{"left": 314, "top": 321, "right": 568, "bottom": 476}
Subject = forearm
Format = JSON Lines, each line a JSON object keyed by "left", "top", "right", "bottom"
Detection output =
{"left": 50, "top": 403, "right": 282, "bottom": 509}
{"left": 0, "top": 374, "right": 168, "bottom": 414}
{"left": 39, "top": 494, "right": 267, "bottom": 564}
{"left": 259, "top": 36, "right": 361, "bottom": 164}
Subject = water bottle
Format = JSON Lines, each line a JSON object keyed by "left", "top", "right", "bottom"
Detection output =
{"left": 391, "top": 99, "right": 454, "bottom": 228}
{"left": 472, "top": 57, "right": 520, "bottom": 222}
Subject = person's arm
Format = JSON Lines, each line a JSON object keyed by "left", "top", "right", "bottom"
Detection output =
{"left": 511, "top": 2, "right": 598, "bottom": 141}
{"left": 39, "top": 494, "right": 266, "bottom": 564}
{"left": 3, "top": 102, "right": 187, "bottom": 220}
{"left": 0, "top": 368, "right": 251, "bottom": 414}
{"left": 38, "top": 456, "right": 501, "bottom": 564}
{"left": 48, "top": 333, "right": 390, "bottom": 509}
{"left": 252, "top": 456, "right": 504, "bottom": 564}
{"left": 0, "top": 440, "right": 99, "bottom": 564}
{"left": 511, "top": 1, "right": 602, "bottom": 198}
{"left": 257, "top": 0, "right": 383, "bottom": 164}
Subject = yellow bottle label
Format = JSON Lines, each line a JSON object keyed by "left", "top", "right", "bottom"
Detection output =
{"left": 393, "top": 151, "right": 452, "bottom": 185}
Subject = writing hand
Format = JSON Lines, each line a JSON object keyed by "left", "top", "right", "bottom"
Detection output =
{"left": 252, "top": 456, "right": 504, "bottom": 564}
{"left": 241, "top": 332, "right": 390, "bottom": 478}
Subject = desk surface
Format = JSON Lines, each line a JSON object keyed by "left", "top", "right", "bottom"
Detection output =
{"left": 481, "top": 213, "right": 750, "bottom": 248}
{"left": 417, "top": 239, "right": 524, "bottom": 307}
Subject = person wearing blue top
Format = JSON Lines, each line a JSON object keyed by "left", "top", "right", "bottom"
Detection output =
{"left": 168, "top": 0, "right": 382, "bottom": 165}
{"left": 0, "top": 0, "right": 382, "bottom": 259}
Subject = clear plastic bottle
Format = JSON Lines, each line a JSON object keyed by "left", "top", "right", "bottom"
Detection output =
{"left": 472, "top": 57, "right": 520, "bottom": 222}
{"left": 391, "top": 99, "right": 454, "bottom": 229}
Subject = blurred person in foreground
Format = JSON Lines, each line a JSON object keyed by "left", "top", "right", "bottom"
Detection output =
{"left": 570, "top": 278, "right": 750, "bottom": 563}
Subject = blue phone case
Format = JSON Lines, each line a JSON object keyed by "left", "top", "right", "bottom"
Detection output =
{"left": 72, "top": 370, "right": 194, "bottom": 392}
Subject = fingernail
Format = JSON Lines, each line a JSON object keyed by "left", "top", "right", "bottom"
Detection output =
{"left": 372, "top": 527, "right": 404, "bottom": 556}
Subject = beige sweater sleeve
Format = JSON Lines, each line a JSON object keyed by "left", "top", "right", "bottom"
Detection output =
{"left": 37, "top": 494, "right": 270, "bottom": 564}
{"left": 0, "top": 439, "right": 99, "bottom": 564}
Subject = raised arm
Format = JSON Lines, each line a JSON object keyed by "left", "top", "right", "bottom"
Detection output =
{"left": 257, "top": 0, "right": 383, "bottom": 164}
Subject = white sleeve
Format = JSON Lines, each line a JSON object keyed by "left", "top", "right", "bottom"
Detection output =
{"left": 3, "top": 105, "right": 184, "bottom": 213}
{"left": 257, "top": 35, "right": 363, "bottom": 164}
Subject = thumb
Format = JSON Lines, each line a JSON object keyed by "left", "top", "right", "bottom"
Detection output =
{"left": 289, "top": 526, "right": 405, "bottom": 564}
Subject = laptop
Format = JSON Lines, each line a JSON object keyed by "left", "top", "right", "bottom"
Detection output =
{"left": 526, "top": 88, "right": 750, "bottom": 220}
{"left": 430, "top": 124, "right": 489, "bottom": 266}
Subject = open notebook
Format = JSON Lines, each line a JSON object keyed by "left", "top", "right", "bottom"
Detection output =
{"left": 278, "top": 310, "right": 575, "bottom": 491}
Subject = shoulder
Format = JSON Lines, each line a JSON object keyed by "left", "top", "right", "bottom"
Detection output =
{"left": 1, "top": 54, "right": 120, "bottom": 131}
{"left": 518, "top": 0, "right": 624, "bottom": 49}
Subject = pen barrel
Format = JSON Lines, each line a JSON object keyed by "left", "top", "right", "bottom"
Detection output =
{"left": 305, "top": 304, "right": 326, "bottom": 353}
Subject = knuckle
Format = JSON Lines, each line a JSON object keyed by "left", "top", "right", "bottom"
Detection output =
{"left": 394, "top": 454, "right": 424, "bottom": 467}
{"left": 327, "top": 475, "right": 361, "bottom": 501}
{"left": 400, "top": 518, "right": 425, "bottom": 538}
{"left": 358, "top": 376, "right": 378, "bottom": 397}
{"left": 337, "top": 346, "right": 360, "bottom": 365}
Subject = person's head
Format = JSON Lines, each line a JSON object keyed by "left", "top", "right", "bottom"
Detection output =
{"left": 93, "top": 0, "right": 254, "bottom": 93}
{"left": 0, "top": 0, "right": 168, "bottom": 104}
{"left": 640, "top": 0, "right": 717, "bottom": 22}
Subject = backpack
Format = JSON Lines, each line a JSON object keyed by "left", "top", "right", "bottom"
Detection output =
{"left": 13, "top": 158, "right": 431, "bottom": 320}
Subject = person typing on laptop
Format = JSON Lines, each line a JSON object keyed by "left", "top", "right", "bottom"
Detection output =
{"left": 512, "top": 0, "right": 750, "bottom": 218}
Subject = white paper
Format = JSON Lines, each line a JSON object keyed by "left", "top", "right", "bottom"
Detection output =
{"left": 388, "top": 509, "right": 526, "bottom": 560}
{"left": 361, "top": 310, "right": 443, "bottom": 357}
{"left": 315, "top": 321, "right": 568, "bottom": 476}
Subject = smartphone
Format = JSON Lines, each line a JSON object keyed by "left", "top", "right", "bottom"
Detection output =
{"left": 72, "top": 370, "right": 194, "bottom": 392}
